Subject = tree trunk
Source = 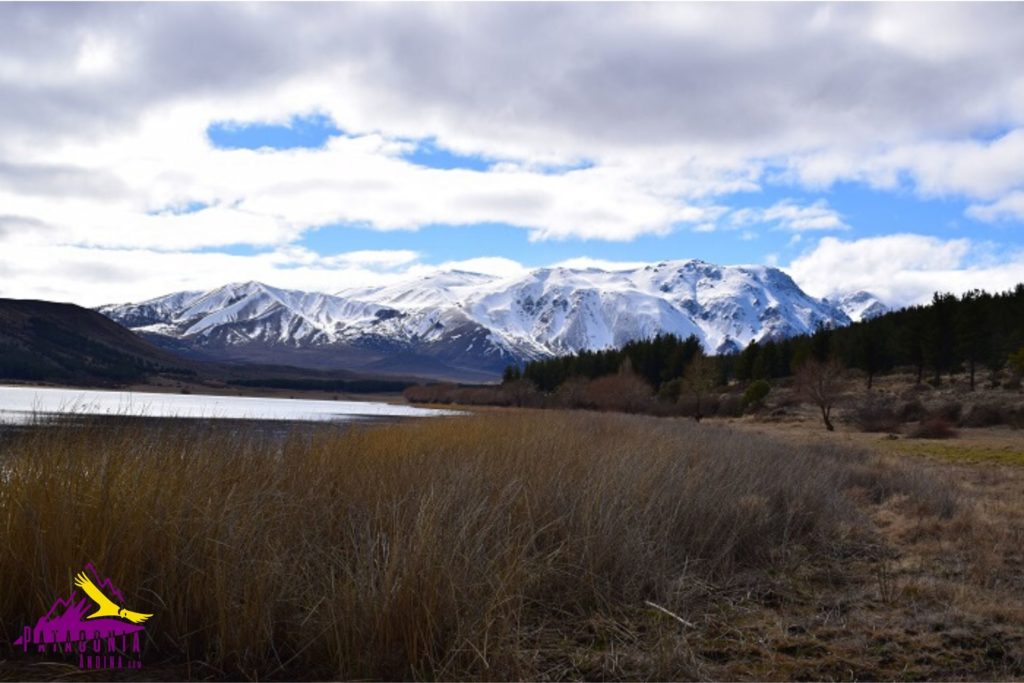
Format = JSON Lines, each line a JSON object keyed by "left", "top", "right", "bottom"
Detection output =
{"left": 821, "top": 405, "right": 834, "bottom": 431}
{"left": 969, "top": 358, "right": 976, "bottom": 391}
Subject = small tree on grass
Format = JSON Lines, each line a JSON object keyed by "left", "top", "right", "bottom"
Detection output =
{"left": 795, "top": 358, "right": 844, "bottom": 432}
{"left": 682, "top": 352, "right": 717, "bottom": 421}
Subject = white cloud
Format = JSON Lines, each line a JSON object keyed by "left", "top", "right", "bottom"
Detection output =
{"left": 730, "top": 199, "right": 847, "bottom": 232}
{"left": 433, "top": 257, "right": 527, "bottom": 278}
{"left": 786, "top": 234, "right": 1024, "bottom": 307}
{"left": 784, "top": 129, "right": 1024, "bottom": 204}
{"left": 2, "top": 4, "right": 1024, "bottom": 304}
{"left": 550, "top": 257, "right": 650, "bottom": 272}
{"left": 0, "top": 245, "right": 426, "bottom": 307}
{"left": 966, "top": 191, "right": 1024, "bottom": 223}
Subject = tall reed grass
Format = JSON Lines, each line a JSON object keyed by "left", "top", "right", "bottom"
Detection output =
{"left": 0, "top": 411, "right": 918, "bottom": 679}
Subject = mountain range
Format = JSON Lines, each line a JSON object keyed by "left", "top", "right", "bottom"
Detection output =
{"left": 98, "top": 260, "right": 886, "bottom": 381}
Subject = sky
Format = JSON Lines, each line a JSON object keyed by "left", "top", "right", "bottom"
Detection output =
{"left": 1, "top": 2, "right": 1024, "bottom": 308}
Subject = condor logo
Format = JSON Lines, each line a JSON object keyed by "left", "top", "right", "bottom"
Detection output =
{"left": 15, "top": 563, "right": 151, "bottom": 670}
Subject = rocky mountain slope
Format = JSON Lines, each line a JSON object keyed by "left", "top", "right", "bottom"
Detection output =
{"left": 0, "top": 298, "right": 196, "bottom": 384}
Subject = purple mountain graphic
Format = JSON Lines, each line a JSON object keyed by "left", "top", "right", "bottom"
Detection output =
{"left": 15, "top": 563, "right": 144, "bottom": 646}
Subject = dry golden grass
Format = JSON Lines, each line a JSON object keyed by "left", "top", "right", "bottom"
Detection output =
{"left": 0, "top": 409, "right": 1014, "bottom": 681}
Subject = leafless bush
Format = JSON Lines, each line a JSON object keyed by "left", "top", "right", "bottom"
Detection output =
{"left": 583, "top": 370, "right": 654, "bottom": 413}
{"left": 960, "top": 403, "right": 1007, "bottom": 428}
{"left": 553, "top": 375, "right": 591, "bottom": 409}
{"left": 898, "top": 399, "right": 927, "bottom": 422}
{"left": 500, "top": 377, "right": 541, "bottom": 407}
{"left": 794, "top": 359, "right": 844, "bottom": 431}
{"left": 852, "top": 395, "right": 902, "bottom": 433}
{"left": 933, "top": 401, "right": 963, "bottom": 423}
{"left": 403, "top": 382, "right": 462, "bottom": 404}
{"left": 910, "top": 417, "right": 959, "bottom": 439}
{"left": 717, "top": 394, "right": 744, "bottom": 417}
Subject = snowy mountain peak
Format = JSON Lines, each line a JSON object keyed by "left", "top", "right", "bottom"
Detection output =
{"left": 832, "top": 290, "right": 889, "bottom": 322}
{"left": 99, "top": 260, "right": 867, "bottom": 380}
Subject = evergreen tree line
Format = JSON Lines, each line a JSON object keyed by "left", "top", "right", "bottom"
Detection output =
{"left": 508, "top": 284, "right": 1024, "bottom": 393}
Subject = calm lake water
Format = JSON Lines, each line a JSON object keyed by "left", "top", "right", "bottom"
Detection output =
{"left": 0, "top": 385, "right": 458, "bottom": 425}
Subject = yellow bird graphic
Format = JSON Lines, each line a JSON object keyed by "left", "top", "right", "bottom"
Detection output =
{"left": 74, "top": 571, "right": 152, "bottom": 624}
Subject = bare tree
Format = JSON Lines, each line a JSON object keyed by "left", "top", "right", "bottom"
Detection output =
{"left": 795, "top": 358, "right": 844, "bottom": 431}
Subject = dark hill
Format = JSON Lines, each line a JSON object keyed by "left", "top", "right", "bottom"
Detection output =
{"left": 0, "top": 298, "right": 196, "bottom": 384}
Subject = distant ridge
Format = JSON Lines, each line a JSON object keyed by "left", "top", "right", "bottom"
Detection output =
{"left": 0, "top": 297, "right": 196, "bottom": 384}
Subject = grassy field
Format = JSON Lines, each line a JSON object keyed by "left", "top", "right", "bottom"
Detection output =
{"left": 0, "top": 410, "right": 1022, "bottom": 680}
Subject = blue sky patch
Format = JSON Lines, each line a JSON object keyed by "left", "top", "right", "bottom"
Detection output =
{"left": 148, "top": 201, "right": 209, "bottom": 216}
{"left": 400, "top": 138, "right": 493, "bottom": 171}
{"left": 207, "top": 113, "right": 342, "bottom": 151}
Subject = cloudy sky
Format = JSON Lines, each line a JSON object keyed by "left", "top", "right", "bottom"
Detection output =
{"left": 2, "top": 2, "right": 1023, "bottom": 307}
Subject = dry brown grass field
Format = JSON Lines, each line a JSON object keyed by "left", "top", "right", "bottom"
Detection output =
{"left": 1, "top": 406, "right": 1022, "bottom": 680}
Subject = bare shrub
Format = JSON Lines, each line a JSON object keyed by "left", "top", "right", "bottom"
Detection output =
{"left": 1006, "top": 406, "right": 1024, "bottom": 429}
{"left": 500, "top": 377, "right": 540, "bottom": 407}
{"left": 933, "top": 401, "right": 963, "bottom": 423}
{"left": 898, "top": 399, "right": 927, "bottom": 422}
{"left": 583, "top": 370, "right": 654, "bottom": 413}
{"left": 794, "top": 359, "right": 844, "bottom": 431}
{"left": 960, "top": 403, "right": 1006, "bottom": 428}
{"left": 675, "top": 394, "right": 700, "bottom": 418}
{"left": 852, "top": 395, "right": 902, "bottom": 433}
{"left": 404, "top": 382, "right": 460, "bottom": 404}
{"left": 910, "top": 417, "right": 959, "bottom": 439}
{"left": 553, "top": 375, "right": 591, "bottom": 409}
{"left": 717, "top": 394, "right": 744, "bottom": 417}
{"left": 700, "top": 393, "right": 722, "bottom": 417}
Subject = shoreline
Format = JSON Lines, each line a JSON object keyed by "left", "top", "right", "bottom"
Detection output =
{"left": 0, "top": 378, "right": 412, "bottom": 405}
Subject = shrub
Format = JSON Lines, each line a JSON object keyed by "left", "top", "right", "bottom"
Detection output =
{"left": 898, "top": 399, "right": 927, "bottom": 422}
{"left": 553, "top": 376, "right": 591, "bottom": 409}
{"left": 500, "top": 378, "right": 540, "bottom": 407}
{"left": 1007, "top": 406, "right": 1024, "bottom": 429}
{"left": 909, "top": 417, "right": 959, "bottom": 439}
{"left": 960, "top": 404, "right": 1006, "bottom": 428}
{"left": 583, "top": 371, "right": 654, "bottom": 413}
{"left": 676, "top": 394, "right": 700, "bottom": 417}
{"left": 404, "top": 382, "right": 460, "bottom": 404}
{"left": 717, "top": 394, "right": 745, "bottom": 417}
{"left": 933, "top": 401, "right": 963, "bottom": 423}
{"left": 852, "top": 396, "right": 902, "bottom": 433}
{"left": 741, "top": 380, "right": 771, "bottom": 411}
{"left": 656, "top": 377, "right": 683, "bottom": 403}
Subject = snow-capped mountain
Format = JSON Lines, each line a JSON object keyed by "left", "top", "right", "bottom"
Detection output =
{"left": 98, "top": 260, "right": 865, "bottom": 380}
{"left": 831, "top": 290, "right": 889, "bottom": 322}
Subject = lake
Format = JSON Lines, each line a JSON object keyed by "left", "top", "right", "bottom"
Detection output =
{"left": 0, "top": 385, "right": 458, "bottom": 425}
